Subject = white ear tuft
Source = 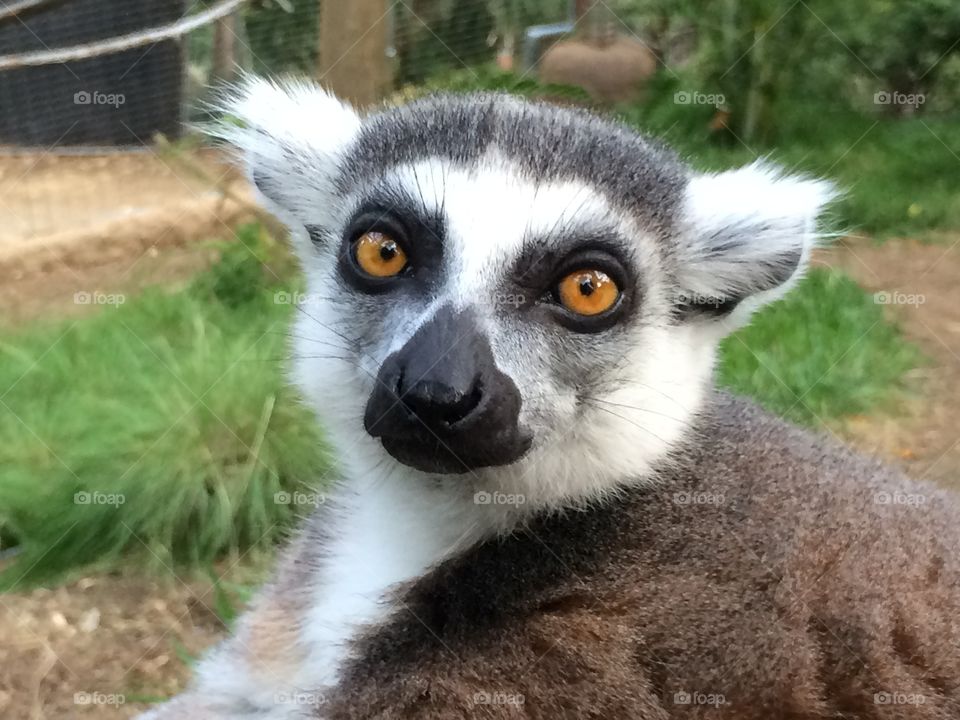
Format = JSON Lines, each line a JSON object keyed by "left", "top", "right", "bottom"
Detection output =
{"left": 677, "top": 160, "right": 837, "bottom": 329}
{"left": 209, "top": 75, "right": 361, "bottom": 231}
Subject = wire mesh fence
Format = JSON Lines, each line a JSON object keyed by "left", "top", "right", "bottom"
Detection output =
{"left": 0, "top": 0, "right": 586, "bottom": 280}
{"left": 0, "top": 1, "right": 663, "bottom": 151}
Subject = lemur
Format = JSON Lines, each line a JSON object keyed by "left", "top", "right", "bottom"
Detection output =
{"left": 141, "top": 78, "right": 960, "bottom": 719}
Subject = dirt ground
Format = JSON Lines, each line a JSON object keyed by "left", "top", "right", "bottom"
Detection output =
{"left": 0, "top": 574, "right": 229, "bottom": 719}
{"left": 0, "top": 150, "right": 258, "bottom": 325}
{"left": 0, "top": 149, "right": 958, "bottom": 718}
{"left": 819, "top": 237, "right": 960, "bottom": 489}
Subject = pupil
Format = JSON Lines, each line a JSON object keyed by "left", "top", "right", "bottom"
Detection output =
{"left": 579, "top": 276, "right": 595, "bottom": 296}
{"left": 379, "top": 242, "right": 397, "bottom": 262}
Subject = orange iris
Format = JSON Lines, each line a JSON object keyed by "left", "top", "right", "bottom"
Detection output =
{"left": 557, "top": 269, "right": 620, "bottom": 316}
{"left": 354, "top": 232, "right": 408, "bottom": 278}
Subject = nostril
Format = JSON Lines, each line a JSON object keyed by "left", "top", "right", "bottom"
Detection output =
{"left": 445, "top": 378, "right": 483, "bottom": 425}
{"left": 400, "top": 377, "right": 484, "bottom": 429}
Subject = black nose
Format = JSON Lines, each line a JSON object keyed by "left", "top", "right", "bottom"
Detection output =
{"left": 364, "top": 305, "right": 531, "bottom": 473}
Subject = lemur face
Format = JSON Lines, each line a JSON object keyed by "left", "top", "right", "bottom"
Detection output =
{"left": 332, "top": 157, "right": 672, "bottom": 475}
{"left": 220, "top": 79, "right": 832, "bottom": 506}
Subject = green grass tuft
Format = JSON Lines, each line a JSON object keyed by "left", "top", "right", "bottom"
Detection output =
{"left": 718, "top": 268, "right": 921, "bottom": 425}
{"left": 0, "top": 226, "right": 329, "bottom": 589}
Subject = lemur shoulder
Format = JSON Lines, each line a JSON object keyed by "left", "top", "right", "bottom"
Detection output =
{"left": 140, "top": 79, "right": 960, "bottom": 719}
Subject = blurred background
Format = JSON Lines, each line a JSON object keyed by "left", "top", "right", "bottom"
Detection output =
{"left": 0, "top": 0, "right": 958, "bottom": 716}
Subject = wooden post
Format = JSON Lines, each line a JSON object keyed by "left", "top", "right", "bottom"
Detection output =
{"left": 211, "top": 11, "right": 238, "bottom": 83}
{"left": 318, "top": 0, "right": 393, "bottom": 107}
{"left": 575, "top": 0, "right": 597, "bottom": 41}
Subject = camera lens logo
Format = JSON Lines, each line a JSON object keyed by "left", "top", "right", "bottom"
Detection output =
{"left": 473, "top": 491, "right": 525, "bottom": 506}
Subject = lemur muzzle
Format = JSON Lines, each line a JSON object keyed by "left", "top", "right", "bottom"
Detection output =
{"left": 364, "top": 305, "right": 532, "bottom": 473}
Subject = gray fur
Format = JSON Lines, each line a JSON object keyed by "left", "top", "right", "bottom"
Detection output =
{"left": 339, "top": 93, "right": 688, "bottom": 240}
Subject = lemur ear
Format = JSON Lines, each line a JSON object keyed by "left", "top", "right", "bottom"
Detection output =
{"left": 675, "top": 161, "right": 836, "bottom": 329}
{"left": 211, "top": 76, "right": 361, "bottom": 233}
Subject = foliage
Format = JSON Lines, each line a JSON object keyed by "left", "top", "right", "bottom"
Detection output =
{"left": 485, "top": 0, "right": 570, "bottom": 35}
{"left": 832, "top": 0, "right": 960, "bottom": 108}
{"left": 245, "top": 0, "right": 320, "bottom": 75}
{"left": 395, "top": 0, "right": 498, "bottom": 85}
{"left": 609, "top": 0, "right": 960, "bottom": 140}
{"left": 403, "top": 65, "right": 591, "bottom": 103}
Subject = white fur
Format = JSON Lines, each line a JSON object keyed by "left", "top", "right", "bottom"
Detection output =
{"left": 681, "top": 160, "right": 836, "bottom": 332}
{"left": 212, "top": 75, "right": 362, "bottom": 242}
{"left": 297, "top": 452, "right": 495, "bottom": 688}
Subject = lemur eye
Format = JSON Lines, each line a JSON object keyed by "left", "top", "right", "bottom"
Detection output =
{"left": 353, "top": 232, "right": 408, "bottom": 278}
{"left": 557, "top": 269, "right": 620, "bottom": 316}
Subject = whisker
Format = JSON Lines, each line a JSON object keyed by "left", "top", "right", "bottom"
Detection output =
{"left": 523, "top": 386, "right": 690, "bottom": 416}
{"left": 580, "top": 397, "right": 689, "bottom": 423}
{"left": 587, "top": 404, "right": 678, "bottom": 447}
{"left": 242, "top": 356, "right": 354, "bottom": 365}
{"left": 289, "top": 304, "right": 366, "bottom": 357}
{"left": 282, "top": 355, "right": 354, "bottom": 362}
{"left": 280, "top": 333, "right": 355, "bottom": 352}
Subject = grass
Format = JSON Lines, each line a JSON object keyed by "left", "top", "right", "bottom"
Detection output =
{"left": 0, "top": 226, "right": 329, "bottom": 589}
{"left": 719, "top": 269, "right": 920, "bottom": 425}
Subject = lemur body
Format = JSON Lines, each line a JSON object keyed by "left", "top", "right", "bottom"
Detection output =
{"left": 141, "top": 81, "right": 960, "bottom": 719}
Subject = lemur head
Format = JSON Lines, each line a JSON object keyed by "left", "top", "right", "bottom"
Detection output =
{"left": 218, "top": 78, "right": 833, "bottom": 510}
